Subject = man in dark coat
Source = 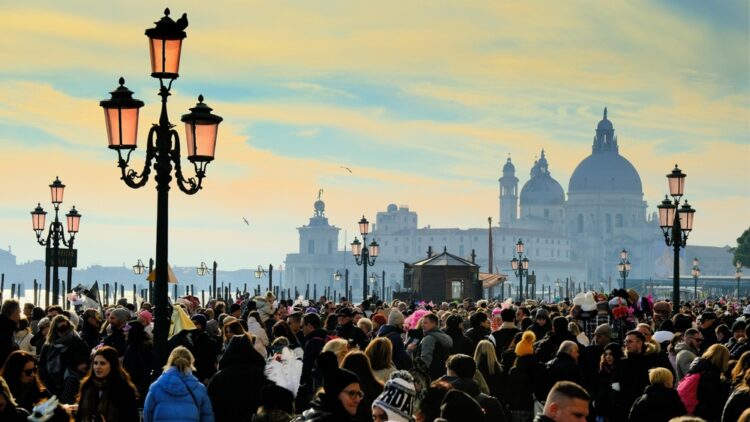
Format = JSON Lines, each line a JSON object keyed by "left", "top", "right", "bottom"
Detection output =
{"left": 535, "top": 316, "right": 577, "bottom": 363}
{"left": 0, "top": 299, "right": 20, "bottom": 366}
{"left": 377, "top": 310, "right": 412, "bottom": 370}
{"left": 698, "top": 311, "right": 718, "bottom": 353}
{"left": 103, "top": 308, "right": 129, "bottom": 356}
{"left": 491, "top": 308, "right": 520, "bottom": 360}
{"left": 546, "top": 341, "right": 584, "bottom": 397}
{"left": 207, "top": 334, "right": 269, "bottom": 422}
{"left": 334, "top": 307, "right": 368, "bottom": 350}
{"left": 579, "top": 323, "right": 611, "bottom": 394}
{"left": 438, "top": 354, "right": 507, "bottom": 422}
{"left": 296, "top": 312, "right": 328, "bottom": 412}
{"left": 189, "top": 314, "right": 222, "bottom": 383}
{"left": 465, "top": 311, "right": 493, "bottom": 352}
{"left": 78, "top": 309, "right": 102, "bottom": 351}
{"left": 613, "top": 330, "right": 651, "bottom": 414}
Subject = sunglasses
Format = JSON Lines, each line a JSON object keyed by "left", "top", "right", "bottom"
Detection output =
{"left": 342, "top": 389, "right": 364, "bottom": 400}
{"left": 23, "top": 366, "right": 38, "bottom": 376}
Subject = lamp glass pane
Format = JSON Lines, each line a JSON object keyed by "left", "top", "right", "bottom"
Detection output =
{"left": 359, "top": 219, "right": 369, "bottom": 236}
{"left": 66, "top": 213, "right": 80, "bottom": 234}
{"left": 510, "top": 258, "right": 518, "bottom": 270}
{"left": 370, "top": 243, "right": 379, "bottom": 257}
{"left": 521, "top": 259, "right": 529, "bottom": 270}
{"left": 50, "top": 185, "right": 65, "bottom": 205}
{"left": 32, "top": 212, "right": 46, "bottom": 232}
{"left": 679, "top": 208, "right": 694, "bottom": 231}
{"left": 668, "top": 174, "right": 685, "bottom": 197}
{"left": 620, "top": 249, "right": 628, "bottom": 260}
{"left": 184, "top": 122, "right": 218, "bottom": 161}
{"left": 515, "top": 241, "right": 524, "bottom": 254}
{"left": 149, "top": 38, "right": 183, "bottom": 77}
{"left": 104, "top": 108, "right": 140, "bottom": 149}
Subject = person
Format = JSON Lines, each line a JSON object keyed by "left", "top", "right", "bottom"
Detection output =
{"left": 144, "top": 346, "right": 214, "bottom": 422}
{"left": 438, "top": 353, "right": 506, "bottom": 421}
{"left": 103, "top": 308, "right": 130, "bottom": 356}
{"left": 364, "top": 337, "right": 396, "bottom": 383}
{"left": 297, "top": 312, "right": 328, "bottom": 412}
{"left": 675, "top": 328, "right": 703, "bottom": 383}
{"left": 698, "top": 312, "right": 719, "bottom": 352}
{"left": 535, "top": 316, "right": 577, "bottom": 363}
{"left": 335, "top": 308, "right": 368, "bottom": 351}
{"left": 31, "top": 317, "right": 50, "bottom": 358}
{"left": 416, "top": 313, "right": 453, "bottom": 381}
{"left": 613, "top": 330, "right": 651, "bottom": 415}
{"left": 341, "top": 351, "right": 383, "bottom": 421}
{"left": 377, "top": 310, "right": 411, "bottom": 370}
{"left": 628, "top": 367, "right": 686, "bottom": 422}
{"left": 207, "top": 334, "right": 269, "bottom": 422}
{"left": 253, "top": 384, "right": 295, "bottom": 422}
{"left": 414, "top": 380, "right": 453, "bottom": 422}
{"left": 682, "top": 343, "right": 730, "bottom": 421}
{"left": 0, "top": 299, "right": 21, "bottom": 366}
{"left": 122, "top": 321, "right": 153, "bottom": 404}
{"left": 592, "top": 343, "right": 622, "bottom": 421}
{"left": 293, "top": 351, "right": 362, "bottom": 421}
{"left": 323, "top": 338, "right": 350, "bottom": 365}
{"left": 730, "top": 350, "right": 750, "bottom": 389}
{"left": 507, "top": 331, "right": 548, "bottom": 421}
{"left": 438, "top": 389, "right": 486, "bottom": 422}
{"left": 78, "top": 309, "right": 102, "bottom": 351}
{"left": 723, "top": 370, "right": 750, "bottom": 422}
{"left": 474, "top": 339, "right": 505, "bottom": 400}
{"left": 188, "top": 314, "right": 221, "bottom": 384}
{"left": 0, "top": 351, "right": 50, "bottom": 412}
{"left": 371, "top": 371, "right": 417, "bottom": 422}
{"left": 580, "top": 323, "right": 611, "bottom": 394}
{"left": 529, "top": 308, "right": 551, "bottom": 341}
{"left": 534, "top": 381, "right": 590, "bottom": 422}
{"left": 75, "top": 346, "right": 139, "bottom": 422}
{"left": 635, "top": 323, "right": 674, "bottom": 376}
{"left": 443, "top": 313, "right": 473, "bottom": 356}
{"left": 14, "top": 318, "right": 34, "bottom": 354}
{"left": 38, "top": 315, "right": 89, "bottom": 397}
{"left": 492, "top": 308, "right": 521, "bottom": 360}
{"left": 546, "top": 341, "right": 584, "bottom": 392}
{"left": 0, "top": 376, "right": 30, "bottom": 422}
{"left": 246, "top": 311, "right": 270, "bottom": 358}
{"left": 465, "top": 312, "right": 493, "bottom": 352}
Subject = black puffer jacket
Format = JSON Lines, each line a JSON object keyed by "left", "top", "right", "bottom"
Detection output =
{"left": 292, "top": 394, "right": 359, "bottom": 422}
{"left": 686, "top": 357, "right": 730, "bottom": 421}
{"left": 628, "top": 384, "right": 686, "bottom": 422}
{"left": 506, "top": 355, "right": 549, "bottom": 411}
{"left": 722, "top": 387, "right": 750, "bottom": 422}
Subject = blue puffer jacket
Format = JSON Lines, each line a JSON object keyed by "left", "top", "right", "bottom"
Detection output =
{"left": 144, "top": 367, "right": 214, "bottom": 422}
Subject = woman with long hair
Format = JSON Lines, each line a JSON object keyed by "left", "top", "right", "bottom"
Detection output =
{"left": 293, "top": 351, "right": 362, "bottom": 422}
{"left": 731, "top": 350, "right": 750, "bottom": 389}
{"left": 38, "top": 315, "right": 89, "bottom": 397}
{"left": 364, "top": 337, "right": 396, "bottom": 383}
{"left": 75, "top": 346, "right": 138, "bottom": 422}
{"left": 683, "top": 343, "right": 731, "bottom": 421}
{"left": 341, "top": 351, "right": 383, "bottom": 421}
{"left": 474, "top": 339, "right": 505, "bottom": 400}
{"left": 0, "top": 376, "right": 30, "bottom": 422}
{"left": 143, "top": 346, "right": 214, "bottom": 422}
{"left": 0, "top": 351, "right": 50, "bottom": 412}
{"left": 323, "top": 338, "right": 350, "bottom": 366}
{"left": 593, "top": 342, "right": 623, "bottom": 421}
{"left": 723, "top": 370, "right": 750, "bottom": 422}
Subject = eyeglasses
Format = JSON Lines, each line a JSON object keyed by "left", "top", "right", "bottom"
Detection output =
{"left": 23, "top": 366, "right": 38, "bottom": 376}
{"left": 342, "top": 389, "right": 364, "bottom": 400}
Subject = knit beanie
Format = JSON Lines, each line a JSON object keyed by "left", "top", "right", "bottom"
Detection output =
{"left": 191, "top": 314, "right": 207, "bottom": 328}
{"left": 515, "top": 331, "right": 536, "bottom": 356}
{"left": 372, "top": 314, "right": 387, "bottom": 327}
{"left": 372, "top": 371, "right": 417, "bottom": 422}
{"left": 440, "top": 389, "right": 485, "bottom": 422}
{"left": 138, "top": 310, "right": 153, "bottom": 326}
{"left": 317, "top": 351, "right": 360, "bottom": 397}
{"left": 110, "top": 308, "right": 131, "bottom": 323}
{"left": 388, "top": 309, "right": 405, "bottom": 327}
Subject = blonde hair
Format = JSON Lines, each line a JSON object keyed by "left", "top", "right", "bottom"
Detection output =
{"left": 365, "top": 337, "right": 393, "bottom": 371}
{"left": 0, "top": 376, "right": 17, "bottom": 406}
{"left": 648, "top": 367, "right": 674, "bottom": 387}
{"left": 568, "top": 322, "right": 581, "bottom": 336}
{"left": 702, "top": 343, "right": 730, "bottom": 372}
{"left": 322, "top": 338, "right": 349, "bottom": 363}
{"left": 357, "top": 318, "right": 373, "bottom": 334}
{"left": 165, "top": 346, "right": 195, "bottom": 373}
{"left": 474, "top": 339, "right": 500, "bottom": 375}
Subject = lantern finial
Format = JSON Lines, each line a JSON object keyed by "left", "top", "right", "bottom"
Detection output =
{"left": 118, "top": 76, "right": 125, "bottom": 86}
{"left": 198, "top": 94, "right": 204, "bottom": 103}
{"left": 164, "top": 7, "right": 170, "bottom": 16}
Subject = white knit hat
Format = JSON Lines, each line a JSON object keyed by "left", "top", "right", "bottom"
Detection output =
{"left": 372, "top": 371, "right": 416, "bottom": 422}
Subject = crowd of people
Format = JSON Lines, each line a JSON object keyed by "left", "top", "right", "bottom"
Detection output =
{"left": 0, "top": 287, "right": 749, "bottom": 422}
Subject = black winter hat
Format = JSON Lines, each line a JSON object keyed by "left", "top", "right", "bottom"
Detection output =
{"left": 440, "top": 389, "right": 485, "bottom": 422}
{"left": 316, "top": 351, "right": 359, "bottom": 397}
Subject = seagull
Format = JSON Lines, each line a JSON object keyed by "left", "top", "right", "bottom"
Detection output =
{"left": 341, "top": 166, "right": 352, "bottom": 174}
{"left": 242, "top": 217, "right": 250, "bottom": 226}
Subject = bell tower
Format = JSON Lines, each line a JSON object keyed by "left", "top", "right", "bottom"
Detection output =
{"left": 499, "top": 156, "right": 518, "bottom": 227}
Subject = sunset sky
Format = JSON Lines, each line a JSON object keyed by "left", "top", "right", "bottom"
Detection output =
{"left": 1, "top": 1, "right": 748, "bottom": 270}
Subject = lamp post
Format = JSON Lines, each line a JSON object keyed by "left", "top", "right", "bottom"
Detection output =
{"left": 334, "top": 269, "right": 349, "bottom": 302}
{"left": 31, "top": 177, "right": 82, "bottom": 306}
{"left": 691, "top": 258, "right": 700, "bottom": 300}
{"left": 255, "top": 264, "right": 273, "bottom": 293}
{"left": 656, "top": 164, "right": 696, "bottom": 308}
{"left": 617, "top": 249, "right": 631, "bottom": 290}
{"left": 197, "top": 261, "right": 217, "bottom": 299}
{"left": 351, "top": 216, "right": 379, "bottom": 301}
{"left": 510, "top": 239, "right": 530, "bottom": 302}
{"left": 100, "top": 8, "right": 223, "bottom": 372}
{"left": 736, "top": 261, "right": 743, "bottom": 299}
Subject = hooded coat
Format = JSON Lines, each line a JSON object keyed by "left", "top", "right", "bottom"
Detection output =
{"left": 143, "top": 367, "right": 214, "bottom": 422}
{"left": 207, "top": 335, "right": 269, "bottom": 422}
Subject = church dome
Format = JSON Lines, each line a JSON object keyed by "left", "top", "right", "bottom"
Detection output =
{"left": 568, "top": 108, "right": 643, "bottom": 194}
{"left": 520, "top": 150, "right": 565, "bottom": 205}
{"left": 502, "top": 157, "right": 515, "bottom": 175}
{"left": 314, "top": 199, "right": 325, "bottom": 213}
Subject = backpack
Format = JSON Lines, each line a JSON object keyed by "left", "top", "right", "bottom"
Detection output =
{"left": 677, "top": 372, "right": 702, "bottom": 414}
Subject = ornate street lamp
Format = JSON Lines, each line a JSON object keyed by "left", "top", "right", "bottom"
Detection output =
{"left": 351, "top": 215, "right": 379, "bottom": 301}
{"left": 197, "top": 261, "right": 218, "bottom": 299}
{"left": 255, "top": 264, "right": 273, "bottom": 293}
{"left": 657, "top": 164, "right": 696, "bottom": 307}
{"left": 100, "top": 8, "right": 223, "bottom": 372}
{"left": 736, "top": 261, "right": 743, "bottom": 299}
{"left": 510, "top": 239, "right": 530, "bottom": 302}
{"left": 617, "top": 248, "right": 631, "bottom": 289}
{"left": 31, "top": 177, "right": 82, "bottom": 306}
{"left": 133, "top": 259, "right": 146, "bottom": 275}
{"left": 691, "top": 258, "right": 701, "bottom": 299}
{"left": 334, "top": 269, "right": 349, "bottom": 302}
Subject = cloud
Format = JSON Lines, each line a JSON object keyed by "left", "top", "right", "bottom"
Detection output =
{"left": 282, "top": 82, "right": 355, "bottom": 99}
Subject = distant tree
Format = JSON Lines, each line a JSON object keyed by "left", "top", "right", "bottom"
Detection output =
{"left": 734, "top": 227, "right": 750, "bottom": 267}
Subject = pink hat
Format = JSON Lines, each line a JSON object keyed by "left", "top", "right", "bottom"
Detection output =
{"left": 491, "top": 307, "right": 502, "bottom": 316}
{"left": 138, "top": 310, "right": 153, "bottom": 326}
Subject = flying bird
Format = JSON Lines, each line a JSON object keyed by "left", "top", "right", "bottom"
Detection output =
{"left": 341, "top": 166, "right": 352, "bottom": 174}
{"left": 242, "top": 217, "right": 250, "bottom": 226}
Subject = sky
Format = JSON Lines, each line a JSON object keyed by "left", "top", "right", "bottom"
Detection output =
{"left": 0, "top": 1, "right": 748, "bottom": 271}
